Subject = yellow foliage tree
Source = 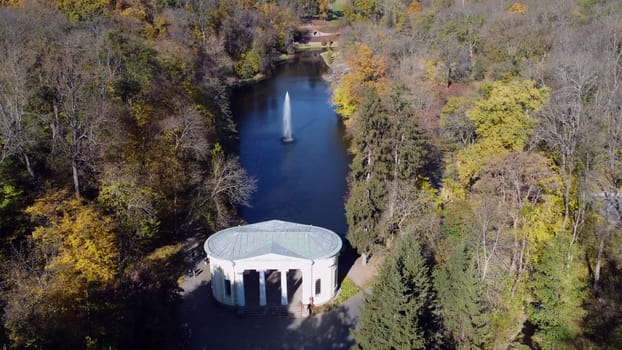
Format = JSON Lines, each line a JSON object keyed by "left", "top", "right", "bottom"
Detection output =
{"left": 319, "top": 0, "right": 330, "bottom": 19}
{"left": 508, "top": 2, "right": 528, "bottom": 14}
{"left": 0, "top": 0, "right": 21, "bottom": 6}
{"left": 2, "top": 190, "right": 119, "bottom": 347}
{"left": 26, "top": 190, "right": 118, "bottom": 286}
{"left": 333, "top": 43, "right": 388, "bottom": 117}
{"left": 55, "top": 0, "right": 111, "bottom": 21}
{"left": 456, "top": 80, "right": 548, "bottom": 185}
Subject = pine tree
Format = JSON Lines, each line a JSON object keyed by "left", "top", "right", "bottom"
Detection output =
{"left": 351, "top": 87, "right": 392, "bottom": 182}
{"left": 346, "top": 180, "right": 384, "bottom": 261}
{"left": 353, "top": 235, "right": 441, "bottom": 349}
{"left": 347, "top": 88, "right": 391, "bottom": 261}
{"left": 385, "top": 85, "right": 431, "bottom": 182}
{"left": 399, "top": 234, "right": 442, "bottom": 348}
{"left": 528, "top": 235, "right": 587, "bottom": 350}
{"left": 434, "top": 238, "right": 489, "bottom": 349}
{"left": 353, "top": 255, "right": 414, "bottom": 350}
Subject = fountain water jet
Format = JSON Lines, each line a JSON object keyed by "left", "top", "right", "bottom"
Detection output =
{"left": 282, "top": 91, "right": 294, "bottom": 143}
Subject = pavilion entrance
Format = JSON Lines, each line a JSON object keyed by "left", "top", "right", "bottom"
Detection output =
{"left": 242, "top": 269, "right": 302, "bottom": 307}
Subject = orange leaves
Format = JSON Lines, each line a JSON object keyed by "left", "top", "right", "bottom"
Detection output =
{"left": 508, "top": 2, "right": 528, "bottom": 14}
{"left": 346, "top": 43, "right": 388, "bottom": 83}
{"left": 333, "top": 43, "right": 388, "bottom": 117}
{"left": 407, "top": 1, "right": 423, "bottom": 15}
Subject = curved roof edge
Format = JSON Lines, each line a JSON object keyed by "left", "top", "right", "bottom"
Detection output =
{"left": 204, "top": 220, "right": 342, "bottom": 261}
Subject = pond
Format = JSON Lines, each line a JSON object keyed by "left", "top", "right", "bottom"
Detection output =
{"left": 232, "top": 52, "right": 351, "bottom": 237}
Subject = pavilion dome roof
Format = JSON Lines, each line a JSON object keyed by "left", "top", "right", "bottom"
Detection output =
{"left": 204, "top": 220, "right": 342, "bottom": 261}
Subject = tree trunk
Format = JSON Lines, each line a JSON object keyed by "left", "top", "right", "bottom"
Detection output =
{"left": 481, "top": 228, "right": 499, "bottom": 281}
{"left": 366, "top": 148, "right": 372, "bottom": 182}
{"left": 561, "top": 154, "right": 570, "bottom": 229}
{"left": 21, "top": 153, "right": 35, "bottom": 179}
{"left": 72, "top": 157, "right": 80, "bottom": 196}
{"left": 593, "top": 235, "right": 606, "bottom": 290}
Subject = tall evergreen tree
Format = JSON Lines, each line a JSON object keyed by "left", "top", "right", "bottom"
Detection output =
{"left": 351, "top": 87, "right": 392, "bottom": 182}
{"left": 353, "top": 254, "right": 415, "bottom": 350}
{"left": 346, "top": 180, "right": 383, "bottom": 263}
{"left": 353, "top": 235, "right": 441, "bottom": 349}
{"left": 399, "top": 234, "right": 442, "bottom": 348}
{"left": 434, "top": 238, "right": 489, "bottom": 349}
{"left": 347, "top": 88, "right": 391, "bottom": 262}
{"left": 385, "top": 86, "right": 431, "bottom": 182}
{"left": 528, "top": 235, "right": 587, "bottom": 350}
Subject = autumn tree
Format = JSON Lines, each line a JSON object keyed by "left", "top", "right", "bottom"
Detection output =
{"left": 318, "top": 0, "right": 329, "bottom": 19}
{"left": 98, "top": 165, "right": 162, "bottom": 255}
{"left": 474, "top": 152, "right": 558, "bottom": 280}
{"left": 3, "top": 190, "right": 118, "bottom": 348}
{"left": 590, "top": 19, "right": 622, "bottom": 290}
{"left": 201, "top": 143, "right": 256, "bottom": 228}
{"left": 2, "top": 243, "right": 60, "bottom": 348}
{"left": 456, "top": 79, "right": 549, "bottom": 186}
{"left": 43, "top": 28, "right": 114, "bottom": 196}
{"left": 332, "top": 43, "right": 388, "bottom": 118}
{"left": 345, "top": 0, "right": 381, "bottom": 22}
{"left": 54, "top": 0, "right": 111, "bottom": 21}
{"left": 438, "top": 96, "right": 476, "bottom": 153}
{"left": 26, "top": 189, "right": 118, "bottom": 287}
{"left": 432, "top": 8, "right": 482, "bottom": 86}
{"left": 0, "top": 8, "right": 43, "bottom": 179}
{"left": 536, "top": 32, "right": 599, "bottom": 230}
{"left": 380, "top": 181, "right": 440, "bottom": 248}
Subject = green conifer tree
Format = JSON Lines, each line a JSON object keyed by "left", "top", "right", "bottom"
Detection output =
{"left": 351, "top": 88, "right": 391, "bottom": 182}
{"left": 346, "top": 180, "right": 383, "bottom": 261}
{"left": 353, "top": 235, "right": 441, "bottom": 349}
{"left": 353, "top": 255, "right": 414, "bottom": 350}
{"left": 385, "top": 86, "right": 431, "bottom": 182}
{"left": 434, "top": 238, "right": 489, "bottom": 349}
{"left": 347, "top": 88, "right": 391, "bottom": 261}
{"left": 528, "top": 235, "right": 587, "bottom": 350}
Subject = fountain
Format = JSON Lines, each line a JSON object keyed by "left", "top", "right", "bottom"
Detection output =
{"left": 282, "top": 91, "right": 294, "bottom": 143}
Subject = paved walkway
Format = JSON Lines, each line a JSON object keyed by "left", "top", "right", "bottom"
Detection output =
{"left": 179, "top": 244, "right": 377, "bottom": 350}
{"left": 345, "top": 256, "right": 379, "bottom": 289}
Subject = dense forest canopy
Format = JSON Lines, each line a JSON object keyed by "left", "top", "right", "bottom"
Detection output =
{"left": 0, "top": 0, "right": 307, "bottom": 348}
{"left": 1, "top": 0, "right": 622, "bottom": 349}
{"left": 336, "top": 0, "right": 622, "bottom": 349}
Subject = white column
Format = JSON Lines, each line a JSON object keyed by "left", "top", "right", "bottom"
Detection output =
{"left": 280, "top": 269, "right": 288, "bottom": 305}
{"left": 259, "top": 269, "right": 267, "bottom": 306}
{"left": 235, "top": 270, "right": 245, "bottom": 306}
{"left": 211, "top": 264, "right": 222, "bottom": 302}
{"left": 301, "top": 263, "right": 313, "bottom": 306}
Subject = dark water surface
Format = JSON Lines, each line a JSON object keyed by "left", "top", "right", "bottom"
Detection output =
{"left": 233, "top": 53, "right": 351, "bottom": 236}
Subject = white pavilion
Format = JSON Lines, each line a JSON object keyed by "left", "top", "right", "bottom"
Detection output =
{"left": 204, "top": 220, "right": 342, "bottom": 308}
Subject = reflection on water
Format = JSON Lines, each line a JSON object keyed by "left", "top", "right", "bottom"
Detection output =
{"left": 232, "top": 53, "right": 351, "bottom": 236}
